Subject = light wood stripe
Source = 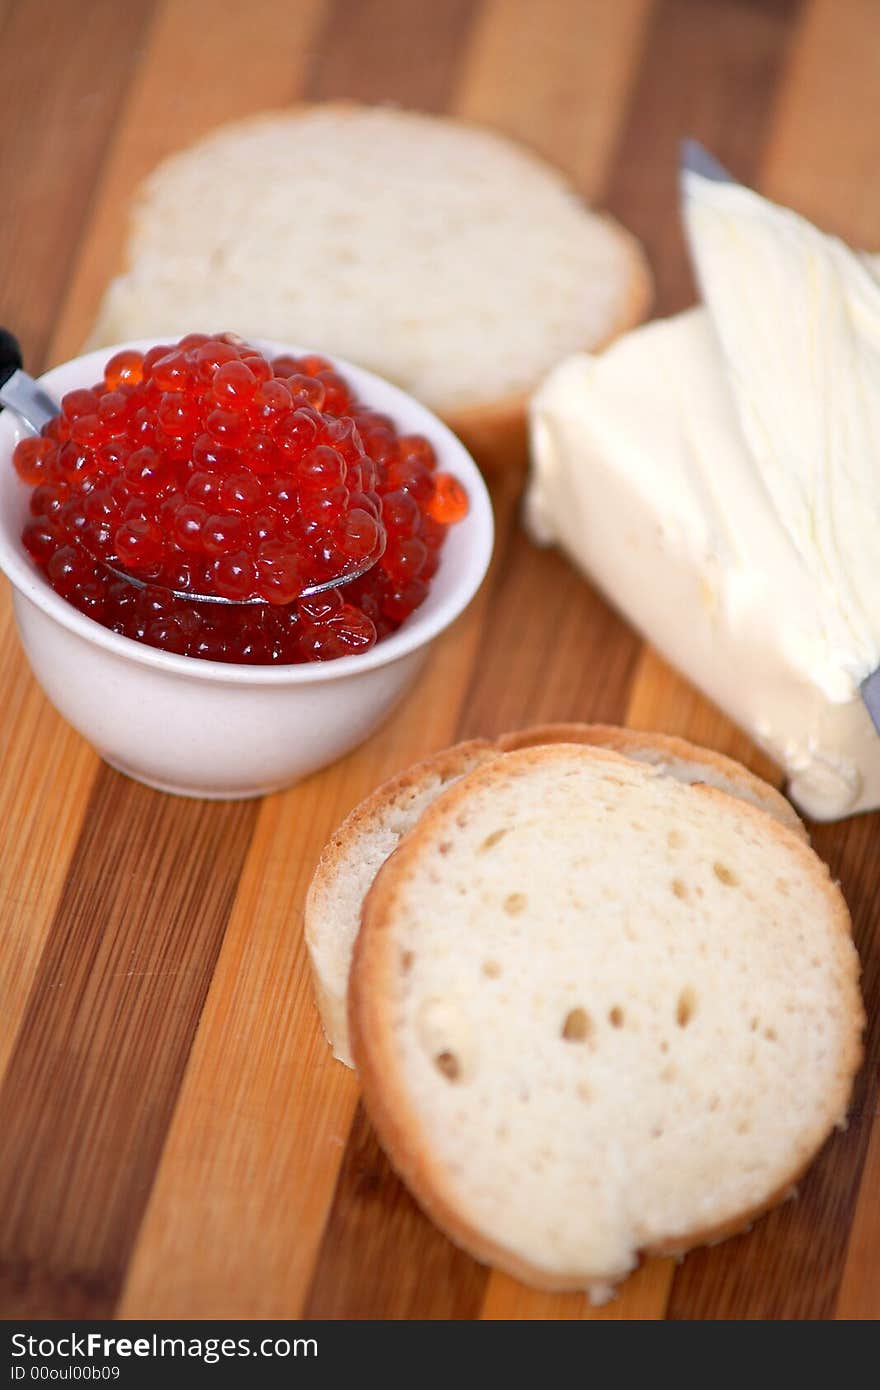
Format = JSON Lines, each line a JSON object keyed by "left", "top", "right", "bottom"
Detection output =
{"left": 454, "top": 0, "right": 654, "bottom": 197}
{"left": 0, "top": 597, "right": 97, "bottom": 1077}
{"left": 0, "top": 773, "right": 257, "bottom": 1318}
{"left": 627, "top": 650, "right": 783, "bottom": 784}
{"left": 480, "top": 1261, "right": 674, "bottom": 1321}
{"left": 118, "top": 0, "right": 486, "bottom": 1318}
{"left": 49, "top": 0, "right": 331, "bottom": 366}
{"left": 0, "top": 0, "right": 154, "bottom": 1090}
{"left": 759, "top": 0, "right": 880, "bottom": 243}
{"left": 0, "top": 0, "right": 155, "bottom": 369}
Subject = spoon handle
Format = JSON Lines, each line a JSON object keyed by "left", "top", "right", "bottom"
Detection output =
{"left": 0, "top": 328, "right": 59, "bottom": 433}
{"left": 0, "top": 328, "right": 23, "bottom": 386}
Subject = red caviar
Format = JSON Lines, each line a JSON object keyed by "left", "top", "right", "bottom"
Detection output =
{"left": 428, "top": 472, "right": 469, "bottom": 525}
{"left": 14, "top": 334, "right": 469, "bottom": 664}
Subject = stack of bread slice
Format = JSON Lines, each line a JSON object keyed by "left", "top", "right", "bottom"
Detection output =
{"left": 305, "top": 725, "right": 862, "bottom": 1300}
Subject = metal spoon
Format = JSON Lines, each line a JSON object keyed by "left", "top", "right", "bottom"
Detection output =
{"left": 0, "top": 331, "right": 384, "bottom": 605}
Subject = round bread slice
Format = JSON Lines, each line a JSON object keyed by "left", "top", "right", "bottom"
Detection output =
{"left": 349, "top": 743, "right": 862, "bottom": 1298}
{"left": 87, "top": 104, "right": 651, "bottom": 455}
{"left": 305, "top": 724, "right": 804, "bottom": 1066}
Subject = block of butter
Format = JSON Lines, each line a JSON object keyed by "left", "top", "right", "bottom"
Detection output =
{"left": 526, "top": 172, "right": 880, "bottom": 820}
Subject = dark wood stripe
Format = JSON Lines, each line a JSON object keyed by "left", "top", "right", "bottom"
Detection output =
{"left": 603, "top": 0, "right": 804, "bottom": 316}
{"left": 0, "top": 2, "right": 16, "bottom": 46}
{"left": 454, "top": 477, "right": 642, "bottom": 739}
{"left": 0, "top": 0, "right": 156, "bottom": 371}
{"left": 304, "top": 1103, "right": 487, "bottom": 1319}
{"left": 607, "top": 0, "right": 857, "bottom": 1317}
{"left": 301, "top": 0, "right": 493, "bottom": 1321}
{"left": 0, "top": 769, "right": 258, "bottom": 1318}
{"left": 669, "top": 812, "right": 880, "bottom": 1320}
{"left": 306, "top": 0, "right": 478, "bottom": 109}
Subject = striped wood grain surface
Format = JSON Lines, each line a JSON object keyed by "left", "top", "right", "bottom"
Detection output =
{"left": 0, "top": 0, "right": 878, "bottom": 1321}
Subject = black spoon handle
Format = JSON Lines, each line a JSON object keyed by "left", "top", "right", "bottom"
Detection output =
{"left": 0, "top": 330, "right": 58, "bottom": 432}
{"left": 0, "top": 328, "right": 23, "bottom": 390}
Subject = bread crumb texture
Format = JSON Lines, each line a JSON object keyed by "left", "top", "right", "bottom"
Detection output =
{"left": 354, "top": 746, "right": 862, "bottom": 1293}
{"left": 89, "top": 106, "right": 642, "bottom": 414}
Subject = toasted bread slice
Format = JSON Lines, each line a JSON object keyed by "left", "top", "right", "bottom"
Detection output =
{"left": 350, "top": 743, "right": 862, "bottom": 1298}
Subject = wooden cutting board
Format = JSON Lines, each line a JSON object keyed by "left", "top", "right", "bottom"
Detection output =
{"left": 1, "top": 0, "right": 878, "bottom": 1321}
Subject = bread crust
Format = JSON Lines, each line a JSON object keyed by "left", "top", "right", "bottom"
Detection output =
{"left": 499, "top": 722, "right": 806, "bottom": 838}
{"left": 304, "top": 736, "right": 497, "bottom": 935}
{"left": 304, "top": 739, "right": 498, "bottom": 1060}
{"left": 349, "top": 743, "right": 863, "bottom": 1296}
{"left": 443, "top": 222, "right": 653, "bottom": 468}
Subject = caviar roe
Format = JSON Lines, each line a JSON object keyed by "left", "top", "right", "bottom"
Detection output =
{"left": 14, "top": 334, "right": 469, "bottom": 664}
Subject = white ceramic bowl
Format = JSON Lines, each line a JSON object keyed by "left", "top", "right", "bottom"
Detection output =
{"left": 0, "top": 340, "right": 493, "bottom": 798}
